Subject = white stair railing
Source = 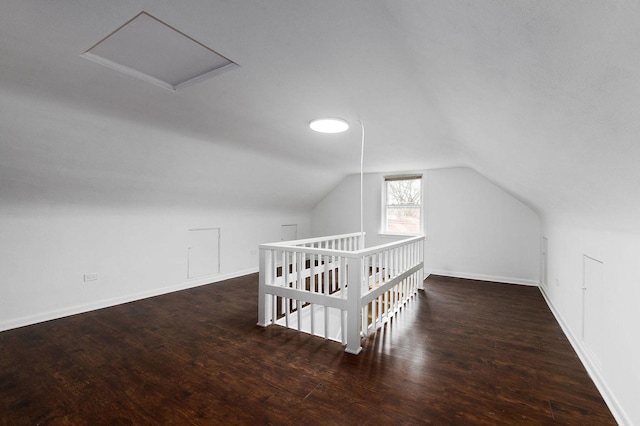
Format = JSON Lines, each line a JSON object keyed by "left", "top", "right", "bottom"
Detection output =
{"left": 258, "top": 232, "right": 424, "bottom": 354}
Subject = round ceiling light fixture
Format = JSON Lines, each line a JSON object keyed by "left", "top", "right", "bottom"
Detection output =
{"left": 309, "top": 118, "right": 349, "bottom": 133}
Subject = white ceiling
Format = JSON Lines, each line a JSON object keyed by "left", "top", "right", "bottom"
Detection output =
{"left": 2, "top": 1, "right": 640, "bottom": 232}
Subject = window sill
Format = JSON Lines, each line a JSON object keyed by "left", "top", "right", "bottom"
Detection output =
{"left": 378, "top": 232, "right": 424, "bottom": 238}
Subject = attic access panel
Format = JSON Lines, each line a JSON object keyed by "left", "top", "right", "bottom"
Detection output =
{"left": 82, "top": 11, "right": 238, "bottom": 91}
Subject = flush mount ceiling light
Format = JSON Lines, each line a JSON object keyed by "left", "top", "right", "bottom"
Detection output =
{"left": 81, "top": 11, "right": 238, "bottom": 91}
{"left": 309, "top": 118, "right": 350, "bottom": 133}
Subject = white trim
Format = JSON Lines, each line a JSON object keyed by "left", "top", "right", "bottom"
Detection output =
{"left": 379, "top": 230, "right": 424, "bottom": 237}
{"left": 427, "top": 269, "right": 539, "bottom": 286}
{"left": 80, "top": 52, "right": 238, "bottom": 92}
{"left": 81, "top": 52, "right": 176, "bottom": 91}
{"left": 0, "top": 267, "right": 258, "bottom": 332}
{"left": 539, "top": 286, "right": 631, "bottom": 426}
{"left": 174, "top": 62, "right": 238, "bottom": 90}
{"left": 265, "top": 231, "right": 362, "bottom": 248}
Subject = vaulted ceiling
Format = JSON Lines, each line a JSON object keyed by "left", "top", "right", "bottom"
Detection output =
{"left": 2, "top": 1, "right": 640, "bottom": 232}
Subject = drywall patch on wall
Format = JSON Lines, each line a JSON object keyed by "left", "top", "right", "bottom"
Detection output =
{"left": 582, "top": 254, "right": 604, "bottom": 368}
{"left": 187, "top": 228, "right": 220, "bottom": 279}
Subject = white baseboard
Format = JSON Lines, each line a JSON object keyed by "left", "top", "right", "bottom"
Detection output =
{"left": 538, "top": 286, "right": 631, "bottom": 426}
{"left": 427, "top": 269, "right": 539, "bottom": 287}
{"left": 0, "top": 267, "right": 259, "bottom": 333}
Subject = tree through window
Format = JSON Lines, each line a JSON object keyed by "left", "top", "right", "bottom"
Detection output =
{"left": 383, "top": 175, "right": 422, "bottom": 234}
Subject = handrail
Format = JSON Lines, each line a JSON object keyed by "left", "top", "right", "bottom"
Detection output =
{"left": 354, "top": 235, "right": 423, "bottom": 257}
{"left": 259, "top": 233, "right": 424, "bottom": 259}
{"left": 260, "top": 232, "right": 363, "bottom": 248}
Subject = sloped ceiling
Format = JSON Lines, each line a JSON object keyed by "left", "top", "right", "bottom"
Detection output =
{"left": 1, "top": 1, "right": 640, "bottom": 232}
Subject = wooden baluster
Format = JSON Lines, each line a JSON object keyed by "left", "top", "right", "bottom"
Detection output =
{"left": 310, "top": 302, "right": 315, "bottom": 336}
{"left": 341, "top": 307, "right": 347, "bottom": 345}
{"left": 361, "top": 303, "right": 368, "bottom": 337}
{"left": 419, "top": 241, "right": 425, "bottom": 290}
{"left": 278, "top": 251, "right": 284, "bottom": 318}
{"left": 329, "top": 240, "right": 334, "bottom": 293}
{"left": 399, "top": 246, "right": 405, "bottom": 307}
{"left": 323, "top": 254, "right": 329, "bottom": 340}
{"left": 284, "top": 297, "right": 290, "bottom": 328}
{"left": 371, "top": 255, "right": 382, "bottom": 331}
{"left": 309, "top": 251, "right": 316, "bottom": 336}
{"left": 284, "top": 251, "right": 290, "bottom": 328}
{"left": 381, "top": 251, "right": 388, "bottom": 320}
{"left": 284, "top": 251, "right": 289, "bottom": 289}
{"left": 345, "top": 255, "right": 362, "bottom": 354}
{"left": 296, "top": 251, "right": 303, "bottom": 331}
{"left": 391, "top": 248, "right": 397, "bottom": 311}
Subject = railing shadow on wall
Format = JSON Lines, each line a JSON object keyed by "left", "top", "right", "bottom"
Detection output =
{"left": 257, "top": 232, "right": 425, "bottom": 354}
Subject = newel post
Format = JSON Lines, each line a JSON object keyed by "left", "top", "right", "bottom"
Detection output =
{"left": 257, "top": 248, "right": 272, "bottom": 327}
{"left": 345, "top": 255, "right": 363, "bottom": 354}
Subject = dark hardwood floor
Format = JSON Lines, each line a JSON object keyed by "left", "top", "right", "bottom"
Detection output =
{"left": 0, "top": 274, "right": 615, "bottom": 425}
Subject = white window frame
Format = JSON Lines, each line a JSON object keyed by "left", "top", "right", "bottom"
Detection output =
{"left": 380, "top": 174, "right": 424, "bottom": 236}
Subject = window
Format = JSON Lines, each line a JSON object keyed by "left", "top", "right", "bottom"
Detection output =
{"left": 382, "top": 175, "right": 422, "bottom": 234}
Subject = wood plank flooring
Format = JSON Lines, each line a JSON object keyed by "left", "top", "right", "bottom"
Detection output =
{"left": 0, "top": 274, "right": 615, "bottom": 425}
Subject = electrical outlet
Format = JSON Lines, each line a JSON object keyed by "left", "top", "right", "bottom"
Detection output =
{"left": 84, "top": 273, "right": 99, "bottom": 282}
{"left": 250, "top": 249, "right": 258, "bottom": 256}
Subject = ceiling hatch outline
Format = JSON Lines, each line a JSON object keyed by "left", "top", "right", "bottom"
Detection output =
{"left": 81, "top": 11, "right": 238, "bottom": 91}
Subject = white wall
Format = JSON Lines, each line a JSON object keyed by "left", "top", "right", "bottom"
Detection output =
{"left": 541, "top": 223, "right": 640, "bottom": 425}
{"left": 426, "top": 167, "right": 540, "bottom": 285}
{"left": 0, "top": 204, "right": 309, "bottom": 331}
{"left": 312, "top": 167, "right": 540, "bottom": 285}
{"left": 311, "top": 174, "right": 363, "bottom": 239}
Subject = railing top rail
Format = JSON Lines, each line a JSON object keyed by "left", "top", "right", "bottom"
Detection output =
{"left": 259, "top": 232, "right": 363, "bottom": 249}
{"left": 356, "top": 235, "right": 424, "bottom": 257}
{"left": 259, "top": 233, "right": 424, "bottom": 259}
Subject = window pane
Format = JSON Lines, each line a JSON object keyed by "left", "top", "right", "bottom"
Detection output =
{"left": 385, "top": 207, "right": 420, "bottom": 233}
{"left": 386, "top": 179, "right": 420, "bottom": 206}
